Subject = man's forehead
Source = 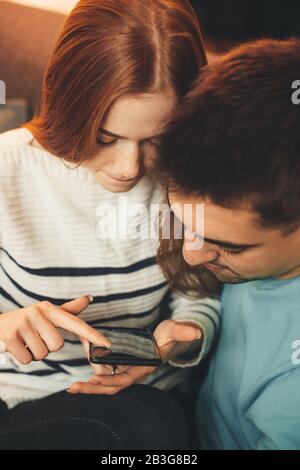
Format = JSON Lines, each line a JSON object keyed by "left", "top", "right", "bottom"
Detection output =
{"left": 168, "top": 190, "right": 265, "bottom": 241}
{"left": 169, "top": 191, "right": 254, "bottom": 220}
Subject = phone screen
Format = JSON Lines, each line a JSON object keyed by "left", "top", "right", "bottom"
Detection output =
{"left": 89, "top": 326, "right": 162, "bottom": 367}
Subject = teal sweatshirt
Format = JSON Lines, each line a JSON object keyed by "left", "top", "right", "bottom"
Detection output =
{"left": 196, "top": 275, "right": 300, "bottom": 450}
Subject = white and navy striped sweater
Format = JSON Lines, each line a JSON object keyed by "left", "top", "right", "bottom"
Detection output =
{"left": 0, "top": 127, "right": 220, "bottom": 409}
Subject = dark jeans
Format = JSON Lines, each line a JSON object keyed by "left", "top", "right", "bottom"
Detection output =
{"left": 0, "top": 384, "right": 190, "bottom": 450}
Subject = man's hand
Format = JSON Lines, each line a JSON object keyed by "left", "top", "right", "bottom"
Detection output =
{"left": 153, "top": 319, "right": 202, "bottom": 362}
{"left": 67, "top": 319, "right": 202, "bottom": 395}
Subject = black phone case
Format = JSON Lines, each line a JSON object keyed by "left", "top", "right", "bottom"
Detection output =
{"left": 89, "top": 326, "right": 163, "bottom": 367}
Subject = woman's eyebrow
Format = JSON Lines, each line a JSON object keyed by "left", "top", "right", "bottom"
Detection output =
{"left": 99, "top": 128, "right": 162, "bottom": 140}
{"left": 99, "top": 128, "right": 124, "bottom": 139}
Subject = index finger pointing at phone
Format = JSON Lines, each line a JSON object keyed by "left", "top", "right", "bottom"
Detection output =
{"left": 42, "top": 298, "right": 112, "bottom": 348}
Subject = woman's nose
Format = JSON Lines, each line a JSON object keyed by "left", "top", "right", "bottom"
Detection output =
{"left": 117, "top": 148, "right": 142, "bottom": 180}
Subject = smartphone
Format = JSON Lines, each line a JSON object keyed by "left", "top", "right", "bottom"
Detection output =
{"left": 89, "top": 326, "right": 163, "bottom": 367}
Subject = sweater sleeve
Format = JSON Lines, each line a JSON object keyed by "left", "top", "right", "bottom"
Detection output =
{"left": 165, "top": 292, "right": 221, "bottom": 368}
{"left": 247, "top": 368, "right": 300, "bottom": 450}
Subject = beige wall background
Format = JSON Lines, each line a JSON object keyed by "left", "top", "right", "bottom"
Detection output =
{"left": 1, "top": 0, "right": 77, "bottom": 13}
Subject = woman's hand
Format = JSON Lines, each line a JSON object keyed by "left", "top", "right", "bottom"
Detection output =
{"left": 68, "top": 319, "right": 202, "bottom": 395}
{"left": 0, "top": 296, "right": 111, "bottom": 364}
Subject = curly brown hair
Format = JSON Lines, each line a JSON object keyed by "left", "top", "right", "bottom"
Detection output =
{"left": 156, "top": 197, "right": 221, "bottom": 299}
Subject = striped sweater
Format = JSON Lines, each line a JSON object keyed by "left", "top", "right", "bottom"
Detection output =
{"left": 0, "top": 127, "right": 220, "bottom": 409}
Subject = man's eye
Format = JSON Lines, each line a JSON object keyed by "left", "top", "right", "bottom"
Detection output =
{"left": 222, "top": 248, "right": 244, "bottom": 256}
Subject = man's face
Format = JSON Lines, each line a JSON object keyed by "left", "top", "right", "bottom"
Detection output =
{"left": 169, "top": 192, "right": 300, "bottom": 284}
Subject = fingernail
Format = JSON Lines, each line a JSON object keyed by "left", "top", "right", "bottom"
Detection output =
{"left": 102, "top": 336, "right": 112, "bottom": 348}
{"left": 85, "top": 295, "right": 94, "bottom": 303}
{"left": 195, "top": 329, "right": 202, "bottom": 339}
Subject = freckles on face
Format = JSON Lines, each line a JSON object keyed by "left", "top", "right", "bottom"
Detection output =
{"left": 82, "top": 93, "right": 176, "bottom": 192}
{"left": 103, "top": 93, "right": 176, "bottom": 145}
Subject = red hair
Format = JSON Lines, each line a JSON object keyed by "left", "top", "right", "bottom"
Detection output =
{"left": 24, "top": 0, "right": 206, "bottom": 163}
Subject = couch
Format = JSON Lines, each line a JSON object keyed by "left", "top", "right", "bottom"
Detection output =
{"left": 0, "top": 1, "right": 65, "bottom": 131}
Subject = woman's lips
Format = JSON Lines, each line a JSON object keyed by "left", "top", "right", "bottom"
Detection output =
{"left": 104, "top": 174, "right": 140, "bottom": 184}
{"left": 111, "top": 177, "right": 138, "bottom": 182}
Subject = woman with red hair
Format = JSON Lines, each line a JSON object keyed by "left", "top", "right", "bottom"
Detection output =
{"left": 0, "top": 0, "right": 219, "bottom": 449}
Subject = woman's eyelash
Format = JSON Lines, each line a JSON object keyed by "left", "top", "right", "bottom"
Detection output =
{"left": 97, "top": 137, "right": 159, "bottom": 148}
{"left": 97, "top": 138, "right": 117, "bottom": 148}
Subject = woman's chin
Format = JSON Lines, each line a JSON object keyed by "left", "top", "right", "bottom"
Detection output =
{"left": 103, "top": 184, "right": 137, "bottom": 193}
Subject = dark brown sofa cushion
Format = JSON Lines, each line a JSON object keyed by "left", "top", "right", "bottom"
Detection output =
{"left": 0, "top": 1, "right": 66, "bottom": 116}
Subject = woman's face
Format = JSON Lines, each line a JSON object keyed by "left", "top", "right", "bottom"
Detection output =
{"left": 82, "top": 93, "right": 176, "bottom": 192}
